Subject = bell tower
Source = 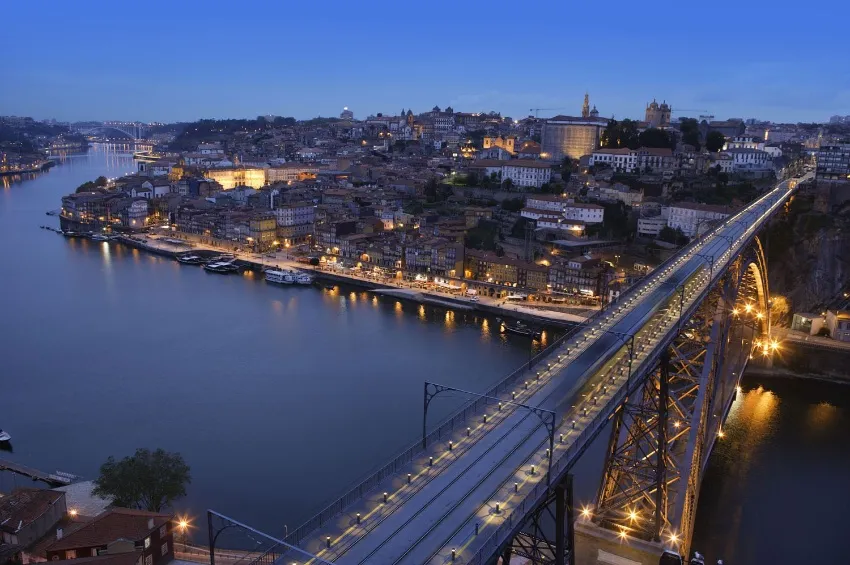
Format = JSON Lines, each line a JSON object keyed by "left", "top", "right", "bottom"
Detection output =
{"left": 582, "top": 93, "right": 591, "bottom": 118}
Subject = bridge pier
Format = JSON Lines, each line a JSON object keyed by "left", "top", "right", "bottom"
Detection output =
{"left": 573, "top": 520, "right": 675, "bottom": 565}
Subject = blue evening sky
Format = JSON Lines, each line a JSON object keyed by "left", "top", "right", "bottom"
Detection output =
{"left": 2, "top": 0, "right": 848, "bottom": 124}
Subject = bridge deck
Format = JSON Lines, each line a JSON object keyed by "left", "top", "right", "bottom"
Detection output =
{"left": 292, "top": 174, "right": 811, "bottom": 564}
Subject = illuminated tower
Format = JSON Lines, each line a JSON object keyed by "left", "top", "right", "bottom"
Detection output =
{"left": 582, "top": 93, "right": 590, "bottom": 118}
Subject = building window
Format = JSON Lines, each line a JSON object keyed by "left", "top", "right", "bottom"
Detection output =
{"left": 145, "top": 555, "right": 152, "bottom": 565}
{"left": 91, "top": 549, "right": 98, "bottom": 557}
{"left": 161, "top": 543, "right": 168, "bottom": 556}
{"left": 145, "top": 537, "right": 151, "bottom": 549}
{"left": 66, "top": 551, "right": 76, "bottom": 559}
{"left": 160, "top": 525, "right": 167, "bottom": 538}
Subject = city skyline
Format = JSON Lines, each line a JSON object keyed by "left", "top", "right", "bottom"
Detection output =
{"left": 2, "top": 0, "right": 848, "bottom": 124}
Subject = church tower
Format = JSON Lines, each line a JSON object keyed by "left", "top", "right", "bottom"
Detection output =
{"left": 582, "top": 93, "right": 590, "bottom": 118}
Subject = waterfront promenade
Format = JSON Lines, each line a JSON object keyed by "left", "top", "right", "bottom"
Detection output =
{"left": 118, "top": 232, "right": 591, "bottom": 326}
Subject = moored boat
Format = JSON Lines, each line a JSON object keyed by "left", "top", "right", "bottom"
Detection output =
{"left": 265, "top": 269, "right": 295, "bottom": 284}
{"left": 499, "top": 319, "right": 542, "bottom": 339}
{"left": 294, "top": 272, "right": 314, "bottom": 285}
{"left": 0, "top": 429, "right": 11, "bottom": 442}
{"left": 177, "top": 254, "right": 205, "bottom": 265}
{"left": 203, "top": 260, "right": 239, "bottom": 273}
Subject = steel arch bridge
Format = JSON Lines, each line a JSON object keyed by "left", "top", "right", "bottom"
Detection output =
{"left": 205, "top": 172, "right": 813, "bottom": 565}
{"left": 73, "top": 123, "right": 148, "bottom": 140}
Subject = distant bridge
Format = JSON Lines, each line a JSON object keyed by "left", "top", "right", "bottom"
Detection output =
{"left": 207, "top": 172, "right": 814, "bottom": 565}
{"left": 72, "top": 122, "right": 149, "bottom": 141}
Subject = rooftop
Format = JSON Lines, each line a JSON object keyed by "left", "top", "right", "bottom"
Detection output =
{"left": 46, "top": 508, "right": 171, "bottom": 552}
{"left": 0, "top": 488, "right": 65, "bottom": 533}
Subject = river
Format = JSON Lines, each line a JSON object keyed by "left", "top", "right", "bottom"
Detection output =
{"left": 1, "top": 147, "right": 848, "bottom": 563}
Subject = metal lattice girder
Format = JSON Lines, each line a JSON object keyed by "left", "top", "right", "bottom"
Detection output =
{"left": 593, "top": 242, "right": 771, "bottom": 559}
{"left": 502, "top": 475, "right": 576, "bottom": 565}
{"left": 593, "top": 287, "right": 717, "bottom": 544}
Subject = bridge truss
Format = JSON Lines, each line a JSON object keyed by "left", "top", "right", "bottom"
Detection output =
{"left": 589, "top": 241, "right": 770, "bottom": 561}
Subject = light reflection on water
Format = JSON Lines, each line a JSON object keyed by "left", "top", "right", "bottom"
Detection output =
{"left": 692, "top": 376, "right": 850, "bottom": 564}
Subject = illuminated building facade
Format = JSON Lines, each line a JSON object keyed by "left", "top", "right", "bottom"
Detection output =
{"left": 204, "top": 167, "right": 266, "bottom": 189}
{"left": 541, "top": 115, "right": 608, "bottom": 160}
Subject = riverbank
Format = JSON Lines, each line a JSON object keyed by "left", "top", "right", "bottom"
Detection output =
{"left": 112, "top": 233, "right": 585, "bottom": 328}
{"left": 0, "top": 159, "right": 54, "bottom": 176}
{"left": 746, "top": 365, "right": 850, "bottom": 385}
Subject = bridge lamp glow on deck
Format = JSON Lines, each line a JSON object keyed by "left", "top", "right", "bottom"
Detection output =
{"left": 628, "top": 509, "right": 639, "bottom": 523}
{"left": 718, "top": 429, "right": 726, "bottom": 438}
{"left": 668, "top": 532, "right": 680, "bottom": 544}
{"left": 580, "top": 506, "right": 592, "bottom": 519}
{"left": 69, "top": 509, "right": 78, "bottom": 517}
{"left": 745, "top": 303, "right": 753, "bottom": 313}
{"left": 618, "top": 528, "right": 628, "bottom": 540}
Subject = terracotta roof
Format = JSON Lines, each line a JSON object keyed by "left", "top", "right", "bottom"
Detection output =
{"left": 0, "top": 489, "right": 65, "bottom": 533}
{"left": 637, "top": 147, "right": 673, "bottom": 157}
{"left": 503, "top": 160, "right": 551, "bottom": 169}
{"left": 527, "top": 194, "right": 570, "bottom": 203}
{"left": 46, "top": 508, "right": 171, "bottom": 552}
{"left": 47, "top": 553, "right": 141, "bottom": 565}
{"left": 671, "top": 202, "right": 735, "bottom": 214}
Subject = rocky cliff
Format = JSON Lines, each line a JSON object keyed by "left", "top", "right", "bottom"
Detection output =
{"left": 766, "top": 185, "right": 850, "bottom": 313}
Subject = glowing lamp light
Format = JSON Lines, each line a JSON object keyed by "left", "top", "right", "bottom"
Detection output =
{"left": 580, "top": 506, "right": 592, "bottom": 519}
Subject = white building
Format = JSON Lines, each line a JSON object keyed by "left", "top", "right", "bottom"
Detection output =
{"left": 273, "top": 202, "right": 315, "bottom": 227}
{"left": 525, "top": 194, "right": 572, "bottom": 213}
{"left": 637, "top": 216, "right": 667, "bottom": 237}
{"left": 563, "top": 203, "right": 604, "bottom": 224}
{"left": 588, "top": 184, "right": 643, "bottom": 207}
{"left": 536, "top": 215, "right": 585, "bottom": 234}
{"left": 127, "top": 199, "right": 148, "bottom": 229}
{"left": 501, "top": 160, "right": 552, "bottom": 188}
{"left": 589, "top": 148, "right": 638, "bottom": 173}
{"left": 726, "top": 148, "right": 773, "bottom": 172}
{"left": 723, "top": 136, "right": 762, "bottom": 150}
{"left": 197, "top": 143, "right": 224, "bottom": 155}
{"left": 712, "top": 153, "right": 735, "bottom": 173}
{"left": 667, "top": 203, "right": 733, "bottom": 237}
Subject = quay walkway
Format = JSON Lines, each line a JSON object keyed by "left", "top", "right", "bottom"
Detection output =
{"left": 0, "top": 457, "right": 76, "bottom": 487}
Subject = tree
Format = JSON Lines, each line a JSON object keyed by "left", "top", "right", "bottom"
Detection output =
{"left": 638, "top": 128, "right": 674, "bottom": 149}
{"left": 93, "top": 448, "right": 191, "bottom": 512}
{"left": 424, "top": 178, "right": 439, "bottom": 202}
{"left": 658, "top": 226, "right": 688, "bottom": 245}
{"left": 601, "top": 119, "right": 640, "bottom": 149}
{"left": 501, "top": 197, "right": 525, "bottom": 212}
{"left": 679, "top": 118, "right": 701, "bottom": 150}
{"left": 501, "top": 178, "right": 514, "bottom": 191}
{"left": 560, "top": 157, "right": 573, "bottom": 183}
{"left": 705, "top": 131, "right": 726, "bottom": 153}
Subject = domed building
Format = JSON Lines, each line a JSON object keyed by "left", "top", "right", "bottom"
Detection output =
{"left": 645, "top": 99, "right": 671, "bottom": 128}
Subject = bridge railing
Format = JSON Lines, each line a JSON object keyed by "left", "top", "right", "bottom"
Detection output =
{"left": 284, "top": 209, "right": 735, "bottom": 548}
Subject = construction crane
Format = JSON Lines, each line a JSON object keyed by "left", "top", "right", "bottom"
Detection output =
{"left": 529, "top": 107, "right": 569, "bottom": 118}
{"left": 671, "top": 108, "right": 710, "bottom": 114}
